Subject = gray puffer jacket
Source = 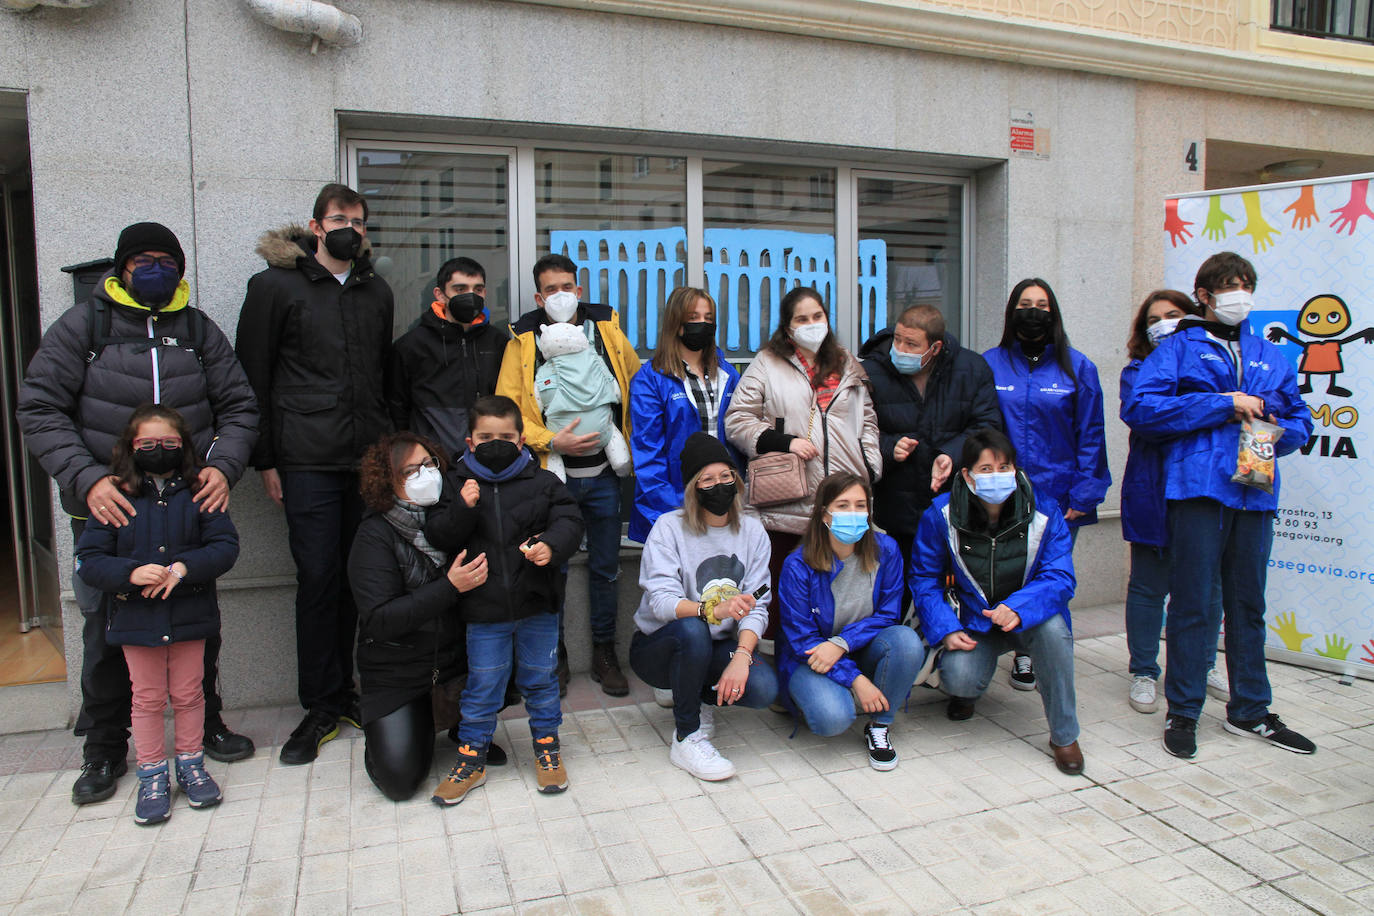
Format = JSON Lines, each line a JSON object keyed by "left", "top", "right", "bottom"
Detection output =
{"left": 17, "top": 271, "right": 259, "bottom": 517}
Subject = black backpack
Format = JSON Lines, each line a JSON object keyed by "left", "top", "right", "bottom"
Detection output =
{"left": 84, "top": 299, "right": 207, "bottom": 367}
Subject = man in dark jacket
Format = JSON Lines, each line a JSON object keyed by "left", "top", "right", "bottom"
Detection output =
{"left": 17, "top": 221, "right": 259, "bottom": 805}
{"left": 860, "top": 304, "right": 1004, "bottom": 582}
{"left": 235, "top": 183, "right": 395, "bottom": 765}
{"left": 386, "top": 256, "right": 508, "bottom": 459}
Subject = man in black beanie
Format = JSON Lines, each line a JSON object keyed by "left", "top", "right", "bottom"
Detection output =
{"left": 18, "top": 221, "right": 261, "bottom": 805}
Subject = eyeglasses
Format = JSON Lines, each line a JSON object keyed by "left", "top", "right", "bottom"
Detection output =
{"left": 322, "top": 214, "right": 367, "bottom": 230}
{"left": 128, "top": 255, "right": 179, "bottom": 270}
{"left": 401, "top": 456, "right": 440, "bottom": 480}
{"left": 697, "top": 471, "right": 735, "bottom": 488}
{"left": 133, "top": 437, "right": 182, "bottom": 451}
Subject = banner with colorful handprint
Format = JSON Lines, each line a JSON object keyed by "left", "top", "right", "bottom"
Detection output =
{"left": 1164, "top": 173, "right": 1374, "bottom": 679}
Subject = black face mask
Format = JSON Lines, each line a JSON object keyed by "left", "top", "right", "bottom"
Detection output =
{"left": 697, "top": 481, "right": 737, "bottom": 516}
{"left": 680, "top": 321, "right": 716, "bottom": 353}
{"left": 1012, "top": 307, "right": 1053, "bottom": 342}
{"left": 323, "top": 226, "right": 363, "bottom": 261}
{"left": 447, "top": 292, "right": 484, "bottom": 324}
{"left": 133, "top": 445, "right": 183, "bottom": 476}
{"left": 473, "top": 439, "right": 520, "bottom": 473}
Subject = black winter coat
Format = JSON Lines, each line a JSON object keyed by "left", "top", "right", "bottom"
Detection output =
{"left": 76, "top": 475, "right": 239, "bottom": 647}
{"left": 386, "top": 307, "right": 509, "bottom": 460}
{"left": 859, "top": 330, "right": 1004, "bottom": 536}
{"left": 349, "top": 511, "right": 466, "bottom": 724}
{"left": 423, "top": 452, "right": 584, "bottom": 625}
{"left": 235, "top": 226, "right": 395, "bottom": 471}
{"left": 17, "top": 272, "right": 259, "bottom": 517}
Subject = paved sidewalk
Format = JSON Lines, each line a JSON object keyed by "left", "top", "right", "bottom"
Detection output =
{"left": 0, "top": 630, "right": 1370, "bottom": 915}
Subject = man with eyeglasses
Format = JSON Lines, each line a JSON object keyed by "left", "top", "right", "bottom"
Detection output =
{"left": 236, "top": 183, "right": 395, "bottom": 765}
{"left": 18, "top": 221, "right": 260, "bottom": 805}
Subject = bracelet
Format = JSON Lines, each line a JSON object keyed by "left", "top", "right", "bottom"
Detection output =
{"left": 696, "top": 600, "right": 707, "bottom": 620}
{"left": 167, "top": 566, "right": 184, "bottom": 581}
{"left": 730, "top": 647, "right": 754, "bottom": 666}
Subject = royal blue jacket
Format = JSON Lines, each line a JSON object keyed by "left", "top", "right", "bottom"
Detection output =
{"left": 909, "top": 482, "right": 1075, "bottom": 647}
{"left": 1119, "top": 360, "right": 1168, "bottom": 548}
{"left": 1121, "top": 320, "right": 1311, "bottom": 512}
{"left": 777, "top": 532, "right": 906, "bottom": 693}
{"left": 983, "top": 343, "right": 1110, "bottom": 527}
{"left": 76, "top": 474, "right": 239, "bottom": 647}
{"left": 628, "top": 353, "right": 741, "bottom": 542}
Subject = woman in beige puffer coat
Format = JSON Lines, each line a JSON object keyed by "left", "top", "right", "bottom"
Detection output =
{"left": 725, "top": 287, "right": 881, "bottom": 635}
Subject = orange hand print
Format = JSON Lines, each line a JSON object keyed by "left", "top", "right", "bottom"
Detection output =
{"left": 1282, "top": 185, "right": 1319, "bottom": 230}
{"left": 1238, "top": 191, "right": 1280, "bottom": 252}
{"left": 1164, "top": 199, "right": 1194, "bottom": 247}
{"left": 1331, "top": 179, "right": 1373, "bottom": 236}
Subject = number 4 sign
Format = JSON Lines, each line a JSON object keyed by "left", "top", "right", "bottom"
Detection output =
{"left": 1184, "top": 140, "right": 1203, "bottom": 174}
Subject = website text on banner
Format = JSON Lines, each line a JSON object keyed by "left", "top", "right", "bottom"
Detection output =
{"left": 1163, "top": 172, "right": 1374, "bottom": 679}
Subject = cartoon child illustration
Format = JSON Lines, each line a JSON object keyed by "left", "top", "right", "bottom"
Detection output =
{"left": 1266, "top": 294, "right": 1374, "bottom": 397}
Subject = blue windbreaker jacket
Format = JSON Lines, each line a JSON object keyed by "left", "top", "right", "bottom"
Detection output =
{"left": 983, "top": 343, "right": 1111, "bottom": 527}
{"left": 1120, "top": 320, "right": 1311, "bottom": 512}
{"left": 777, "top": 532, "right": 906, "bottom": 692}
{"left": 628, "top": 353, "right": 741, "bottom": 542}
{"left": 909, "top": 484, "right": 1076, "bottom": 647}
{"left": 1119, "top": 359, "right": 1168, "bottom": 548}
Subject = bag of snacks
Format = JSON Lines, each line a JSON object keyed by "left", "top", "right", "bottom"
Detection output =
{"left": 1232, "top": 418, "right": 1281, "bottom": 493}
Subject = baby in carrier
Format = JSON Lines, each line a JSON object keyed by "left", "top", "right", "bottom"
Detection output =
{"left": 535, "top": 321, "right": 631, "bottom": 481}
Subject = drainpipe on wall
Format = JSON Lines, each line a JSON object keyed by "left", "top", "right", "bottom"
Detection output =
{"left": 0, "top": 0, "right": 110, "bottom": 10}
{"left": 243, "top": 0, "right": 362, "bottom": 53}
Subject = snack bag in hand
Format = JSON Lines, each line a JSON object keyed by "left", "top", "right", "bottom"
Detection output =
{"left": 1232, "top": 418, "right": 1281, "bottom": 494}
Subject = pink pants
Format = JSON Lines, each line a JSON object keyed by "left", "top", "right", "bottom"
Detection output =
{"left": 123, "top": 640, "right": 206, "bottom": 766}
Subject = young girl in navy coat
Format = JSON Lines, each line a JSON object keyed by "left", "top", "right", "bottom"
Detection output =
{"left": 77, "top": 404, "right": 240, "bottom": 825}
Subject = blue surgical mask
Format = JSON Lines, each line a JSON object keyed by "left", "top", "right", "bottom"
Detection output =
{"left": 1146, "top": 317, "right": 1181, "bottom": 348}
{"left": 128, "top": 263, "right": 181, "bottom": 307}
{"left": 827, "top": 511, "right": 869, "bottom": 545}
{"left": 970, "top": 471, "right": 1016, "bottom": 505}
{"left": 889, "top": 343, "right": 926, "bottom": 374}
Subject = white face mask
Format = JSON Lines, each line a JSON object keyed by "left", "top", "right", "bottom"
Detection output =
{"left": 1211, "top": 289, "right": 1253, "bottom": 326}
{"left": 542, "top": 290, "right": 579, "bottom": 323}
{"left": 791, "top": 322, "right": 829, "bottom": 352}
{"left": 1146, "top": 317, "right": 1182, "bottom": 348}
{"left": 403, "top": 465, "right": 443, "bottom": 507}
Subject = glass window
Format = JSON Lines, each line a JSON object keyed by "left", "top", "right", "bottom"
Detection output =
{"left": 355, "top": 148, "right": 513, "bottom": 336}
{"left": 534, "top": 150, "right": 687, "bottom": 355}
{"left": 856, "top": 177, "right": 963, "bottom": 346}
{"left": 703, "top": 161, "right": 836, "bottom": 358}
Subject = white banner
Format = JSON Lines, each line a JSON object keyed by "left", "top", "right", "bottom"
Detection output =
{"left": 1164, "top": 173, "right": 1374, "bottom": 679}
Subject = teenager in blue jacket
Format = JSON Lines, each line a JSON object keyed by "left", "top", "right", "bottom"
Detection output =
{"left": 629, "top": 286, "right": 741, "bottom": 543}
{"left": 1120, "top": 290, "right": 1225, "bottom": 716}
{"left": 1122, "top": 252, "right": 1315, "bottom": 760}
{"left": 909, "top": 428, "right": 1084, "bottom": 776}
{"left": 984, "top": 278, "right": 1109, "bottom": 692}
{"left": 778, "top": 472, "right": 925, "bottom": 771}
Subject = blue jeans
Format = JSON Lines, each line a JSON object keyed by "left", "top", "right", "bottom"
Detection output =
{"left": 1164, "top": 499, "right": 1273, "bottom": 722}
{"left": 788, "top": 625, "right": 925, "bottom": 735}
{"left": 629, "top": 617, "right": 778, "bottom": 739}
{"left": 940, "top": 613, "right": 1079, "bottom": 747}
{"left": 458, "top": 613, "right": 562, "bottom": 751}
{"left": 1126, "top": 543, "right": 1221, "bottom": 680}
{"left": 563, "top": 470, "right": 621, "bottom": 643}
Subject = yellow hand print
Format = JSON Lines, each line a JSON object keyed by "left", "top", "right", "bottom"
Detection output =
{"left": 1314, "top": 634, "right": 1351, "bottom": 660}
{"left": 1268, "top": 611, "right": 1312, "bottom": 651}
{"left": 1238, "top": 191, "right": 1280, "bottom": 253}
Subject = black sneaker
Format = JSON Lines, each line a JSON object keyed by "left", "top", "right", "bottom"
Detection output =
{"left": 338, "top": 697, "right": 363, "bottom": 730}
{"left": 946, "top": 697, "right": 976, "bottom": 721}
{"left": 72, "top": 758, "right": 128, "bottom": 805}
{"left": 1224, "top": 713, "right": 1316, "bottom": 754}
{"left": 1163, "top": 714, "right": 1198, "bottom": 759}
{"left": 280, "top": 709, "right": 340, "bottom": 766}
{"left": 1010, "top": 653, "right": 1036, "bottom": 690}
{"left": 204, "top": 722, "right": 255, "bottom": 762}
{"left": 864, "top": 722, "right": 897, "bottom": 771}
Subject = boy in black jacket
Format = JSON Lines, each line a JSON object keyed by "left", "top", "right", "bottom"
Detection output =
{"left": 424, "top": 396, "right": 583, "bottom": 806}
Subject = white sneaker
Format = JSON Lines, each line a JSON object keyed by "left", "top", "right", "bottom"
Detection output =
{"left": 698, "top": 704, "right": 716, "bottom": 741}
{"left": 653, "top": 688, "right": 674, "bottom": 708}
{"left": 1206, "top": 667, "right": 1229, "bottom": 701}
{"left": 669, "top": 729, "right": 735, "bottom": 781}
{"left": 1129, "top": 675, "right": 1158, "bottom": 714}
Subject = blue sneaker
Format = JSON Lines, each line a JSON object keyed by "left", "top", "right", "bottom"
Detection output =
{"left": 134, "top": 760, "right": 172, "bottom": 825}
{"left": 174, "top": 751, "right": 223, "bottom": 808}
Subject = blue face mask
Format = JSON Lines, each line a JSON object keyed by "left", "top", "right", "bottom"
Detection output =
{"left": 970, "top": 471, "right": 1017, "bottom": 505}
{"left": 128, "top": 263, "right": 181, "bottom": 307}
{"left": 889, "top": 343, "right": 926, "bottom": 374}
{"left": 827, "top": 511, "right": 870, "bottom": 545}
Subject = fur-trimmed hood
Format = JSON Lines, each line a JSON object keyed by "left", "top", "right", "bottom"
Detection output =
{"left": 254, "top": 223, "right": 374, "bottom": 270}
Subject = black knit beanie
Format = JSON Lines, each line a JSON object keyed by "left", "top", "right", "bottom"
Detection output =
{"left": 679, "top": 432, "right": 737, "bottom": 484}
{"left": 113, "top": 222, "right": 186, "bottom": 276}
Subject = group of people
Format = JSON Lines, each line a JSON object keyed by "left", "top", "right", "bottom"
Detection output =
{"left": 16, "top": 181, "right": 1315, "bottom": 824}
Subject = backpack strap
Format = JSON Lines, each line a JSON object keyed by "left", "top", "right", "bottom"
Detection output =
{"left": 85, "top": 299, "right": 207, "bottom": 368}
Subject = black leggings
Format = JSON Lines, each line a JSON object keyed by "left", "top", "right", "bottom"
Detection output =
{"left": 363, "top": 696, "right": 435, "bottom": 801}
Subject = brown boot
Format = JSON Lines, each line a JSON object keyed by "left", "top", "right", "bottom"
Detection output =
{"left": 1051, "top": 740, "right": 1085, "bottom": 776}
{"left": 533, "top": 735, "right": 569, "bottom": 794}
{"left": 431, "top": 744, "right": 486, "bottom": 806}
{"left": 591, "top": 642, "right": 629, "bottom": 697}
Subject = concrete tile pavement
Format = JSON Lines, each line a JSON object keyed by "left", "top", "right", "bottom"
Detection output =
{"left": 0, "top": 622, "right": 1371, "bottom": 914}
